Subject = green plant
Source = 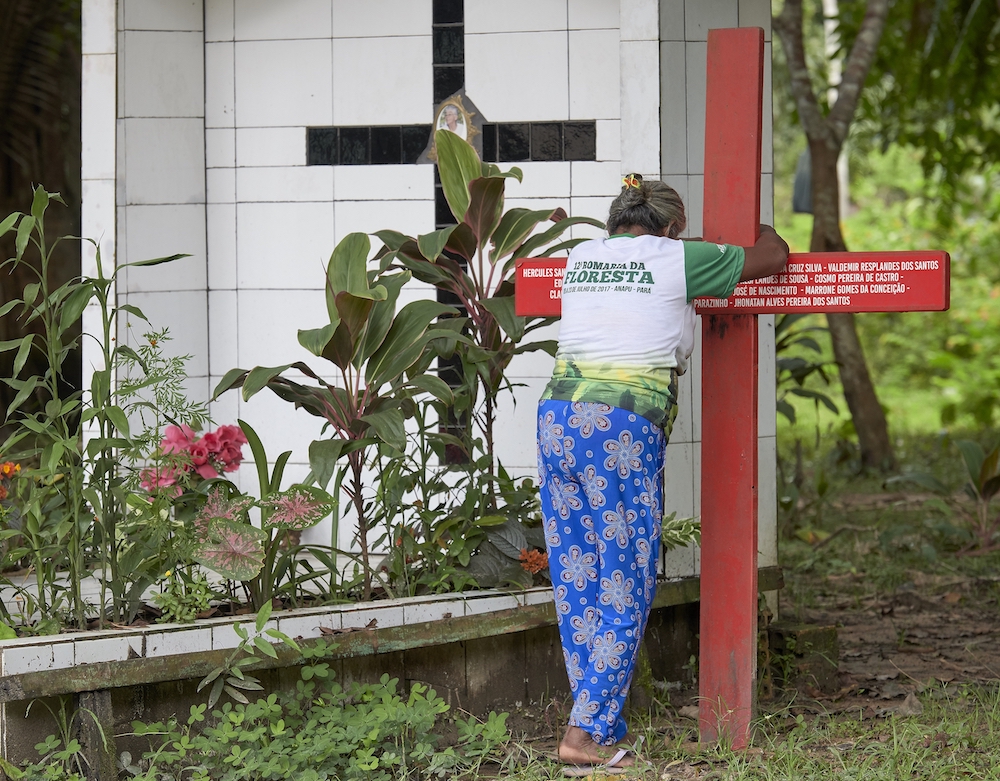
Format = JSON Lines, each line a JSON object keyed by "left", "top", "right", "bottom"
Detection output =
{"left": 775, "top": 313, "right": 839, "bottom": 425}
{"left": 0, "top": 187, "right": 197, "bottom": 628}
{"left": 151, "top": 568, "right": 215, "bottom": 624}
{"left": 377, "top": 130, "right": 603, "bottom": 506}
{"left": 128, "top": 636, "right": 510, "bottom": 780}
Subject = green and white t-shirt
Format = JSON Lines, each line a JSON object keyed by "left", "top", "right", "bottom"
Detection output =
{"left": 541, "top": 234, "right": 744, "bottom": 427}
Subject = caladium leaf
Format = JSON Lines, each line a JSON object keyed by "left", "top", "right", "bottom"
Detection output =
{"left": 194, "top": 519, "right": 267, "bottom": 581}
{"left": 261, "top": 485, "right": 336, "bottom": 531}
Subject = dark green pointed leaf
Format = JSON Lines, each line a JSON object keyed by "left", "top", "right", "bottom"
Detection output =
{"left": 407, "top": 374, "right": 454, "bottom": 405}
{"left": 0, "top": 212, "right": 19, "bottom": 238}
{"left": 360, "top": 407, "right": 406, "bottom": 451}
{"left": 213, "top": 368, "right": 249, "bottom": 399}
{"left": 491, "top": 207, "right": 555, "bottom": 261}
{"left": 298, "top": 323, "right": 338, "bottom": 357}
{"left": 513, "top": 215, "right": 603, "bottom": 260}
{"left": 309, "top": 438, "right": 348, "bottom": 490}
{"left": 480, "top": 295, "right": 524, "bottom": 342}
{"left": 105, "top": 405, "right": 131, "bottom": 438}
{"left": 15, "top": 215, "right": 35, "bottom": 260}
{"left": 117, "top": 304, "right": 149, "bottom": 321}
{"left": 128, "top": 253, "right": 190, "bottom": 267}
{"left": 320, "top": 323, "right": 356, "bottom": 369}
{"left": 436, "top": 129, "right": 481, "bottom": 221}
{"left": 417, "top": 226, "right": 457, "bottom": 262}
{"left": 357, "top": 271, "right": 409, "bottom": 365}
{"left": 59, "top": 285, "right": 93, "bottom": 333}
{"left": 481, "top": 162, "right": 523, "bottom": 182}
{"left": 334, "top": 291, "right": 376, "bottom": 360}
{"left": 7, "top": 376, "right": 38, "bottom": 418}
{"left": 465, "top": 178, "right": 505, "bottom": 246}
{"left": 956, "top": 440, "right": 985, "bottom": 491}
{"left": 444, "top": 221, "right": 478, "bottom": 262}
{"left": 328, "top": 233, "right": 384, "bottom": 301}
{"left": 11, "top": 335, "right": 33, "bottom": 378}
{"left": 372, "top": 229, "right": 412, "bottom": 252}
{"left": 242, "top": 365, "right": 294, "bottom": 400}
{"left": 365, "top": 300, "right": 455, "bottom": 388}
{"left": 30, "top": 187, "right": 49, "bottom": 220}
{"left": 0, "top": 300, "right": 18, "bottom": 319}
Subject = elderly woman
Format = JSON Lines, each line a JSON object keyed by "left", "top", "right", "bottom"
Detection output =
{"left": 537, "top": 174, "right": 788, "bottom": 774}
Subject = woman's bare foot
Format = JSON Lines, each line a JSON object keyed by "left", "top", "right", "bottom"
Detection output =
{"left": 558, "top": 726, "right": 636, "bottom": 768}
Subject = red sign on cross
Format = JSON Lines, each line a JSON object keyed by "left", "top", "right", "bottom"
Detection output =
{"left": 515, "top": 28, "right": 950, "bottom": 747}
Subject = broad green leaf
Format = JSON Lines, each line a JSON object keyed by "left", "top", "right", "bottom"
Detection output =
{"left": 365, "top": 300, "right": 456, "bottom": 389}
{"left": 513, "top": 215, "right": 604, "bottom": 260}
{"left": 30, "top": 187, "right": 49, "bottom": 221}
{"left": 417, "top": 226, "right": 457, "bottom": 262}
{"left": 6, "top": 376, "right": 37, "bottom": 418}
{"left": 15, "top": 215, "right": 35, "bottom": 260}
{"left": 512, "top": 339, "right": 557, "bottom": 357}
{"left": 91, "top": 368, "right": 111, "bottom": 406}
{"left": 956, "top": 440, "right": 985, "bottom": 492}
{"left": 253, "top": 636, "right": 279, "bottom": 659}
{"left": 309, "top": 438, "right": 347, "bottom": 490}
{"left": 126, "top": 253, "right": 190, "bottom": 267}
{"left": 256, "top": 599, "right": 273, "bottom": 632}
{"left": 360, "top": 407, "right": 406, "bottom": 451}
{"left": 320, "top": 322, "right": 356, "bottom": 370}
{"left": 298, "top": 323, "right": 338, "bottom": 357}
{"left": 59, "top": 285, "right": 93, "bottom": 334}
{"left": 444, "top": 222, "right": 478, "bottom": 261}
{"left": 356, "top": 271, "right": 409, "bottom": 366}
{"left": 372, "top": 229, "right": 411, "bottom": 252}
{"left": 11, "top": 335, "right": 33, "bottom": 378}
{"left": 486, "top": 519, "right": 528, "bottom": 559}
{"left": 480, "top": 295, "right": 524, "bottom": 342}
{"left": 464, "top": 178, "right": 506, "bottom": 246}
{"left": 0, "top": 300, "right": 18, "bottom": 319}
{"left": 787, "top": 387, "right": 839, "bottom": 415}
{"left": 481, "top": 162, "right": 523, "bottom": 182}
{"left": 334, "top": 291, "right": 376, "bottom": 360}
{"left": 435, "top": 129, "right": 481, "bottom": 220}
{"left": 0, "top": 211, "right": 19, "bottom": 238}
{"left": 194, "top": 519, "right": 267, "bottom": 581}
{"left": 980, "top": 444, "right": 999, "bottom": 488}
{"left": 117, "top": 304, "right": 149, "bottom": 321}
{"left": 491, "top": 207, "right": 556, "bottom": 261}
{"left": 242, "top": 365, "right": 294, "bottom": 400}
{"left": 328, "top": 233, "right": 384, "bottom": 301}
{"left": 407, "top": 374, "right": 455, "bottom": 405}
{"left": 213, "top": 368, "right": 249, "bottom": 400}
{"left": 105, "top": 405, "right": 131, "bottom": 438}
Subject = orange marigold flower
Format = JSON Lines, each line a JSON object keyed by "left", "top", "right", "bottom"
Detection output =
{"left": 0, "top": 485, "right": 7, "bottom": 501}
{"left": 0, "top": 462, "right": 19, "bottom": 477}
{"left": 519, "top": 548, "right": 548, "bottom": 574}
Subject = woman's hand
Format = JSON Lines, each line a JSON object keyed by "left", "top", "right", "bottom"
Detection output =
{"left": 740, "top": 225, "right": 789, "bottom": 281}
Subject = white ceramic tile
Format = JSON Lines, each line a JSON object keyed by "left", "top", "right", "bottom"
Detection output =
{"left": 207, "top": 128, "right": 236, "bottom": 168}
{"left": 670, "top": 367, "right": 695, "bottom": 444}
{"left": 466, "top": 32, "right": 569, "bottom": 121}
{"left": 760, "top": 172, "right": 774, "bottom": 224}
{"left": 332, "top": 0, "right": 431, "bottom": 37}
{"left": 686, "top": 0, "right": 739, "bottom": 41}
{"left": 758, "top": 313, "right": 776, "bottom": 435}
{"left": 660, "top": 543, "right": 695, "bottom": 579}
{"left": 124, "top": 31, "right": 203, "bottom": 118}
{"left": 333, "top": 164, "right": 434, "bottom": 201}
{"left": 206, "top": 42, "right": 236, "bottom": 129}
{"left": 569, "top": 30, "right": 620, "bottom": 120}
{"left": 494, "top": 377, "right": 549, "bottom": 471}
{"left": 569, "top": 196, "right": 613, "bottom": 240}
{"left": 83, "top": 55, "right": 117, "bottom": 180}
{"left": 758, "top": 435, "right": 777, "bottom": 566}
{"left": 661, "top": 441, "right": 695, "bottom": 519}
{"left": 466, "top": 0, "right": 566, "bottom": 33}
{"left": 3, "top": 642, "right": 76, "bottom": 675}
{"left": 235, "top": 289, "right": 329, "bottom": 368}
{"left": 620, "top": 0, "right": 659, "bottom": 40}
{"left": 339, "top": 604, "right": 404, "bottom": 630}
{"left": 740, "top": 0, "right": 772, "bottom": 40}
{"left": 123, "top": 204, "right": 206, "bottom": 291}
{"left": 237, "top": 128, "right": 306, "bottom": 168}
{"left": 684, "top": 42, "right": 707, "bottom": 176}
{"left": 497, "top": 161, "right": 569, "bottom": 200}
{"left": 522, "top": 587, "right": 554, "bottom": 606}
{"left": 116, "top": 117, "right": 126, "bottom": 203}
{"left": 123, "top": 0, "right": 203, "bottom": 31}
{"left": 620, "top": 40, "right": 660, "bottom": 175}
{"left": 207, "top": 167, "right": 236, "bottom": 204}
{"left": 463, "top": 594, "right": 521, "bottom": 616}
{"left": 123, "top": 118, "right": 206, "bottom": 204}
{"left": 209, "top": 290, "right": 239, "bottom": 374}
{"left": 237, "top": 166, "right": 334, "bottom": 203}
{"left": 83, "top": 0, "right": 116, "bottom": 54}
{"left": 690, "top": 325, "right": 703, "bottom": 442}
{"left": 660, "top": 41, "right": 687, "bottom": 175}
{"left": 205, "top": 0, "right": 235, "bottom": 42}
{"left": 81, "top": 178, "right": 116, "bottom": 280}
{"left": 212, "top": 621, "right": 256, "bottom": 651}
{"left": 332, "top": 37, "right": 432, "bottom": 125}
{"left": 569, "top": 161, "right": 621, "bottom": 198}
{"left": 235, "top": 40, "right": 333, "bottom": 128}
{"left": 596, "top": 119, "right": 621, "bottom": 162}
{"left": 123, "top": 291, "right": 209, "bottom": 377}
{"left": 277, "top": 612, "right": 342, "bottom": 640}
{"left": 505, "top": 343, "right": 557, "bottom": 380}
{"left": 403, "top": 600, "right": 460, "bottom": 625}
{"left": 659, "top": 0, "right": 685, "bottom": 41}
{"left": 684, "top": 173, "right": 704, "bottom": 239}
{"left": 692, "top": 440, "right": 702, "bottom": 519}
{"left": 75, "top": 636, "right": 132, "bottom": 665}
{"left": 332, "top": 200, "right": 434, "bottom": 248}
{"left": 762, "top": 43, "right": 773, "bottom": 174}
{"left": 570, "top": 0, "right": 620, "bottom": 29}
{"left": 235, "top": 0, "right": 332, "bottom": 40}
{"left": 208, "top": 373, "right": 241, "bottom": 423}
{"left": 207, "top": 203, "right": 237, "bottom": 288}
{"left": 237, "top": 201, "right": 334, "bottom": 289}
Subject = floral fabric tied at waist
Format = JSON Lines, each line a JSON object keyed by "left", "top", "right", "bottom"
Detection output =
{"left": 540, "top": 358, "right": 679, "bottom": 432}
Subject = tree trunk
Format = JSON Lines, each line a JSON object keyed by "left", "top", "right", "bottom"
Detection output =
{"left": 775, "top": 0, "right": 895, "bottom": 471}
{"left": 809, "top": 140, "right": 896, "bottom": 470}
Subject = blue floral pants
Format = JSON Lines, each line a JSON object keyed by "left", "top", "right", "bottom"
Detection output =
{"left": 537, "top": 400, "right": 666, "bottom": 745}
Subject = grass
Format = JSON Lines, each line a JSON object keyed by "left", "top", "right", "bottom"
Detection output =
{"left": 482, "top": 429, "right": 1000, "bottom": 779}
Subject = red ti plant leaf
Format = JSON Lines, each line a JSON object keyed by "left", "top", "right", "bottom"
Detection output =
{"left": 194, "top": 519, "right": 267, "bottom": 581}
{"left": 261, "top": 485, "right": 336, "bottom": 532}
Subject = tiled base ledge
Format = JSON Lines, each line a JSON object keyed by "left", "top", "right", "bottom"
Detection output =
{"left": 0, "top": 568, "right": 782, "bottom": 704}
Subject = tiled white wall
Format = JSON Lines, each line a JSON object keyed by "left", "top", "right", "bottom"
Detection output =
{"left": 85, "top": 0, "right": 777, "bottom": 566}
{"left": 658, "top": 0, "right": 778, "bottom": 574}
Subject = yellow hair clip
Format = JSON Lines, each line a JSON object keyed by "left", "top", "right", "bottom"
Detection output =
{"left": 622, "top": 174, "right": 642, "bottom": 189}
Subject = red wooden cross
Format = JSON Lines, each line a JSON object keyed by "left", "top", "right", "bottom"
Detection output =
{"left": 515, "top": 28, "right": 949, "bottom": 747}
